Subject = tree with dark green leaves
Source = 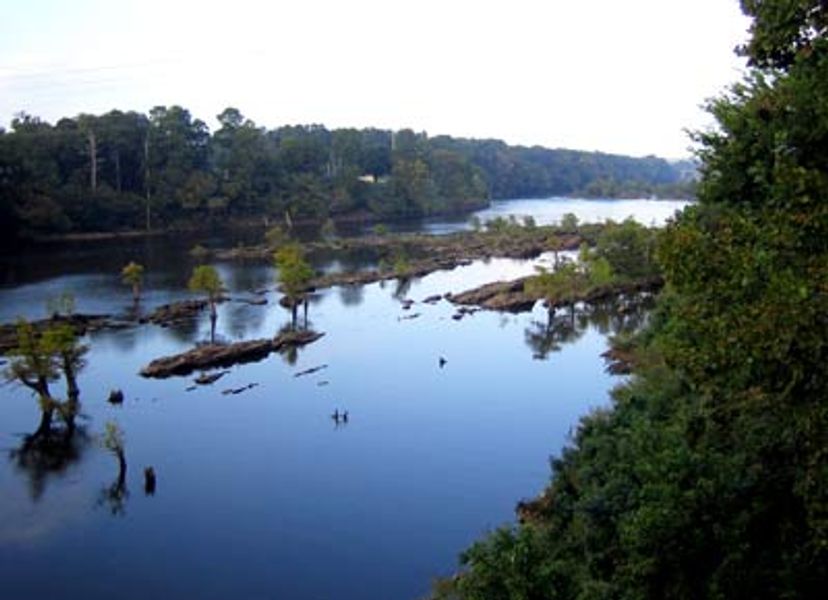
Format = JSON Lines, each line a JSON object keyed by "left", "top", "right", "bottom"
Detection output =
{"left": 435, "top": 1, "right": 828, "bottom": 597}
{"left": 0, "top": 105, "right": 690, "bottom": 242}
{"left": 592, "top": 218, "right": 658, "bottom": 280}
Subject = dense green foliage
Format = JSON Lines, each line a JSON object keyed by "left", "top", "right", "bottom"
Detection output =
{"left": 525, "top": 218, "right": 658, "bottom": 311}
{"left": 436, "top": 2, "right": 828, "bottom": 598}
{"left": 0, "top": 108, "right": 690, "bottom": 240}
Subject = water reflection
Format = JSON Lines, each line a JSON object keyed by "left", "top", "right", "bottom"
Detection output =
{"left": 392, "top": 277, "right": 413, "bottom": 300}
{"left": 222, "top": 263, "right": 273, "bottom": 296}
{"left": 525, "top": 309, "right": 584, "bottom": 360}
{"left": 525, "top": 293, "right": 655, "bottom": 360}
{"left": 338, "top": 284, "right": 364, "bottom": 307}
{"left": 98, "top": 422, "right": 128, "bottom": 516}
{"left": 97, "top": 465, "right": 128, "bottom": 516}
{"left": 0, "top": 206, "right": 669, "bottom": 599}
{"left": 225, "top": 302, "right": 268, "bottom": 340}
{"left": 10, "top": 431, "right": 89, "bottom": 502}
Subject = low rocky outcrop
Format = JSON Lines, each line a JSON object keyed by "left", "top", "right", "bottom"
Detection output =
{"left": 140, "top": 299, "right": 213, "bottom": 327}
{"left": 448, "top": 277, "right": 538, "bottom": 313}
{"left": 216, "top": 227, "right": 585, "bottom": 293}
{"left": 448, "top": 275, "right": 665, "bottom": 314}
{"left": 0, "top": 313, "right": 113, "bottom": 355}
{"left": 140, "top": 330, "right": 324, "bottom": 378}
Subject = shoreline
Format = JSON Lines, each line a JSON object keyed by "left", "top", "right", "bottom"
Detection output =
{"left": 16, "top": 194, "right": 692, "bottom": 246}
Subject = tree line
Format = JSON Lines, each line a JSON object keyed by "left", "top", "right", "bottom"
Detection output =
{"left": 0, "top": 107, "right": 690, "bottom": 240}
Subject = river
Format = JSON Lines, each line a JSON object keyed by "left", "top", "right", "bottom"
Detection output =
{"left": 0, "top": 197, "right": 686, "bottom": 599}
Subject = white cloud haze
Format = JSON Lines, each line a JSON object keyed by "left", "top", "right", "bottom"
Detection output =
{"left": 0, "top": 0, "right": 750, "bottom": 157}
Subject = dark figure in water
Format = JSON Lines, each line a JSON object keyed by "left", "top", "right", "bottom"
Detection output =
{"left": 439, "top": 356, "right": 447, "bottom": 368}
{"left": 144, "top": 467, "right": 156, "bottom": 496}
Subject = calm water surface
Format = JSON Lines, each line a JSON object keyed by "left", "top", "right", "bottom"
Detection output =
{"left": 0, "top": 198, "right": 667, "bottom": 599}
{"left": 384, "top": 196, "right": 689, "bottom": 235}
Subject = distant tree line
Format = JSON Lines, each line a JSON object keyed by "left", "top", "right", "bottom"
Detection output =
{"left": 0, "top": 106, "right": 691, "bottom": 239}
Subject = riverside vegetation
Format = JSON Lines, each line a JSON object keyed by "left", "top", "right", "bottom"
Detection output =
{"left": 0, "top": 108, "right": 693, "bottom": 242}
{"left": 433, "top": 1, "right": 828, "bottom": 598}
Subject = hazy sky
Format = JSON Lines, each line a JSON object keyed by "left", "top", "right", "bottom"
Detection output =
{"left": 0, "top": 0, "right": 750, "bottom": 158}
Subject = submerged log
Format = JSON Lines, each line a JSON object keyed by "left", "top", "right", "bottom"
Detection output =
{"left": 294, "top": 364, "right": 328, "bottom": 378}
{"left": 140, "top": 330, "right": 324, "bottom": 378}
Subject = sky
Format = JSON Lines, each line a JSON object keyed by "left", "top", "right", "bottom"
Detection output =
{"left": 0, "top": 0, "right": 750, "bottom": 158}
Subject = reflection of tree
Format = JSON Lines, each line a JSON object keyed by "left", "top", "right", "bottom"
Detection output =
{"left": 525, "top": 307, "right": 584, "bottom": 360}
{"left": 582, "top": 294, "right": 654, "bottom": 337}
{"left": 10, "top": 432, "right": 88, "bottom": 502}
{"left": 226, "top": 264, "right": 272, "bottom": 296}
{"left": 225, "top": 303, "right": 266, "bottom": 340}
{"left": 524, "top": 293, "right": 655, "bottom": 360}
{"left": 276, "top": 323, "right": 302, "bottom": 366}
{"left": 162, "top": 316, "right": 201, "bottom": 345}
{"left": 392, "top": 277, "right": 413, "bottom": 300}
{"left": 4, "top": 320, "right": 88, "bottom": 441}
{"left": 98, "top": 472, "right": 128, "bottom": 516}
{"left": 339, "top": 284, "right": 364, "bottom": 307}
{"left": 98, "top": 422, "right": 128, "bottom": 516}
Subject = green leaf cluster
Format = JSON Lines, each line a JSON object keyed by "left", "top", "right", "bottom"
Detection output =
{"left": 274, "top": 243, "right": 314, "bottom": 302}
{"left": 188, "top": 265, "right": 224, "bottom": 305}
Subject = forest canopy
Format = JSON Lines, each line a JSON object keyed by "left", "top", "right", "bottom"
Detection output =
{"left": 0, "top": 108, "right": 693, "bottom": 240}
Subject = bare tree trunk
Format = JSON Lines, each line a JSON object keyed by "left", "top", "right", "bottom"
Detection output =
{"left": 547, "top": 305, "right": 556, "bottom": 330}
{"left": 116, "top": 450, "right": 127, "bottom": 486}
{"left": 303, "top": 298, "right": 308, "bottom": 329}
{"left": 34, "top": 404, "right": 54, "bottom": 439}
{"left": 62, "top": 360, "right": 80, "bottom": 438}
{"left": 209, "top": 306, "right": 217, "bottom": 344}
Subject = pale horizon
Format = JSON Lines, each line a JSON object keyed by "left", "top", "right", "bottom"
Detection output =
{"left": 0, "top": 0, "right": 751, "bottom": 159}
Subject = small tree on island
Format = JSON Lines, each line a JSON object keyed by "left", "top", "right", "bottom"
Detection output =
{"left": 4, "top": 319, "right": 88, "bottom": 441}
{"left": 188, "top": 265, "right": 224, "bottom": 343}
{"left": 526, "top": 261, "right": 586, "bottom": 326}
{"left": 121, "top": 261, "right": 145, "bottom": 304}
{"left": 274, "top": 243, "right": 314, "bottom": 329}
